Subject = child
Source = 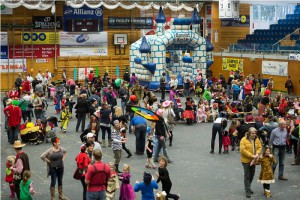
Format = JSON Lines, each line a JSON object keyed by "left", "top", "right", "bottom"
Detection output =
{"left": 196, "top": 101, "right": 206, "bottom": 123}
{"left": 61, "top": 95, "right": 67, "bottom": 111}
{"left": 66, "top": 95, "right": 76, "bottom": 117}
{"left": 204, "top": 100, "right": 213, "bottom": 122}
{"left": 228, "top": 120, "right": 238, "bottom": 151}
{"left": 20, "top": 170, "right": 35, "bottom": 200}
{"left": 49, "top": 84, "right": 56, "bottom": 99}
{"left": 257, "top": 146, "right": 277, "bottom": 198}
{"left": 155, "top": 156, "right": 179, "bottom": 200}
{"left": 106, "top": 162, "right": 120, "bottom": 200}
{"left": 60, "top": 104, "right": 70, "bottom": 133}
{"left": 182, "top": 97, "right": 194, "bottom": 125}
{"left": 222, "top": 131, "right": 231, "bottom": 154}
{"left": 119, "top": 164, "right": 135, "bottom": 200}
{"left": 145, "top": 134, "right": 156, "bottom": 169}
{"left": 5, "top": 156, "right": 15, "bottom": 198}
{"left": 54, "top": 96, "right": 60, "bottom": 114}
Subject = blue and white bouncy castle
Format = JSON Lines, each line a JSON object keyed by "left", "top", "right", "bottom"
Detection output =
{"left": 130, "top": 7, "right": 214, "bottom": 89}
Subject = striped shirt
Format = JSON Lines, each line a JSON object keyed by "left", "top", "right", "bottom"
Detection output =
{"left": 111, "top": 129, "right": 122, "bottom": 151}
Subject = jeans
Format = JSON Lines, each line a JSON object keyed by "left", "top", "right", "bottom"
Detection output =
{"left": 233, "top": 93, "right": 239, "bottom": 101}
{"left": 76, "top": 113, "right": 86, "bottom": 132}
{"left": 242, "top": 163, "right": 256, "bottom": 193}
{"left": 161, "top": 87, "right": 166, "bottom": 100}
{"left": 87, "top": 190, "right": 106, "bottom": 200}
{"left": 226, "top": 85, "right": 231, "bottom": 98}
{"left": 211, "top": 123, "right": 223, "bottom": 151}
{"left": 22, "top": 110, "right": 30, "bottom": 123}
{"left": 10, "top": 126, "right": 19, "bottom": 144}
{"left": 34, "top": 109, "right": 44, "bottom": 120}
{"left": 80, "top": 176, "right": 87, "bottom": 200}
{"left": 100, "top": 126, "right": 111, "bottom": 140}
{"left": 272, "top": 146, "right": 286, "bottom": 178}
{"left": 135, "top": 125, "right": 147, "bottom": 154}
{"left": 49, "top": 166, "right": 64, "bottom": 187}
{"left": 121, "top": 101, "right": 126, "bottom": 115}
{"left": 154, "top": 137, "right": 170, "bottom": 161}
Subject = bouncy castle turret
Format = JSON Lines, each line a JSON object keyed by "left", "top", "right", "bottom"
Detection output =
{"left": 156, "top": 7, "right": 166, "bottom": 36}
{"left": 191, "top": 8, "right": 201, "bottom": 33}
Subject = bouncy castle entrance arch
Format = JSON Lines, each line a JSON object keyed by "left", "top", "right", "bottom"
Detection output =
{"left": 130, "top": 7, "right": 213, "bottom": 89}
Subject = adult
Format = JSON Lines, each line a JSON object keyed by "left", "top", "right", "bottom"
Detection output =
{"left": 31, "top": 77, "right": 39, "bottom": 93}
{"left": 143, "top": 86, "right": 156, "bottom": 106}
{"left": 99, "top": 103, "right": 112, "bottom": 147}
{"left": 131, "top": 80, "right": 143, "bottom": 106}
{"left": 89, "top": 98, "right": 98, "bottom": 117}
{"left": 285, "top": 76, "right": 293, "bottom": 96}
{"left": 153, "top": 109, "right": 173, "bottom": 163}
{"left": 160, "top": 72, "right": 167, "bottom": 100}
{"left": 11, "top": 140, "right": 30, "bottom": 200}
{"left": 27, "top": 73, "right": 33, "bottom": 83}
{"left": 35, "top": 80, "right": 44, "bottom": 95}
{"left": 46, "top": 69, "right": 52, "bottom": 83}
{"left": 67, "top": 79, "right": 76, "bottom": 96}
{"left": 210, "top": 118, "right": 228, "bottom": 154}
{"left": 162, "top": 100, "right": 176, "bottom": 146}
{"left": 36, "top": 70, "right": 43, "bottom": 80}
{"left": 89, "top": 90, "right": 101, "bottom": 108}
{"left": 226, "top": 72, "right": 234, "bottom": 98}
{"left": 243, "top": 80, "right": 253, "bottom": 99}
{"left": 41, "top": 74, "right": 48, "bottom": 94}
{"left": 240, "top": 127, "right": 262, "bottom": 198}
{"left": 257, "top": 73, "right": 263, "bottom": 93}
{"left": 131, "top": 115, "right": 148, "bottom": 155}
{"left": 267, "top": 77, "right": 274, "bottom": 91}
{"left": 15, "top": 74, "right": 22, "bottom": 96}
{"left": 4, "top": 100, "right": 22, "bottom": 144}
{"left": 41, "top": 137, "right": 67, "bottom": 200}
{"left": 80, "top": 121, "right": 100, "bottom": 143}
{"left": 252, "top": 92, "right": 262, "bottom": 110}
{"left": 105, "top": 86, "right": 117, "bottom": 112}
{"left": 22, "top": 77, "right": 31, "bottom": 94}
{"left": 9, "top": 86, "right": 19, "bottom": 99}
{"left": 231, "top": 80, "right": 241, "bottom": 101}
{"left": 56, "top": 81, "right": 64, "bottom": 102}
{"left": 33, "top": 93, "right": 44, "bottom": 120}
{"left": 269, "top": 120, "right": 288, "bottom": 181}
{"left": 134, "top": 172, "right": 159, "bottom": 200}
{"left": 258, "top": 90, "right": 271, "bottom": 117}
{"left": 85, "top": 150, "right": 111, "bottom": 200}
{"left": 291, "top": 125, "right": 300, "bottom": 165}
{"left": 62, "top": 69, "right": 67, "bottom": 85}
{"left": 123, "top": 71, "right": 130, "bottom": 83}
{"left": 119, "top": 83, "right": 129, "bottom": 115}
{"left": 75, "top": 94, "right": 89, "bottom": 132}
{"left": 19, "top": 92, "right": 32, "bottom": 123}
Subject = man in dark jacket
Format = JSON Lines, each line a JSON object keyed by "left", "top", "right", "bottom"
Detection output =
{"left": 105, "top": 86, "right": 117, "bottom": 112}
{"left": 75, "top": 94, "right": 89, "bottom": 132}
{"left": 119, "top": 83, "right": 129, "bottom": 115}
{"left": 160, "top": 72, "right": 167, "bottom": 100}
{"left": 15, "top": 74, "right": 22, "bottom": 97}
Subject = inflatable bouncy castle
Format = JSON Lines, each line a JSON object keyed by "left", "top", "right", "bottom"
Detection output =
{"left": 130, "top": 7, "right": 214, "bottom": 89}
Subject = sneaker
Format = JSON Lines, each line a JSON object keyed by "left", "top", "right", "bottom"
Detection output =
{"left": 168, "top": 159, "right": 173, "bottom": 163}
{"left": 210, "top": 150, "right": 214, "bottom": 154}
{"left": 63, "top": 129, "right": 66, "bottom": 133}
{"left": 246, "top": 191, "right": 251, "bottom": 198}
{"left": 278, "top": 176, "right": 288, "bottom": 181}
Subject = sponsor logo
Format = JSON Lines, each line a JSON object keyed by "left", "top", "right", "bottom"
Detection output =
{"left": 146, "top": 18, "right": 152, "bottom": 25}
{"left": 76, "top": 34, "right": 89, "bottom": 43}
{"left": 44, "top": 17, "right": 51, "bottom": 22}
{"left": 109, "top": 18, "right": 115, "bottom": 24}
{"left": 95, "top": 8, "right": 102, "bottom": 17}
{"left": 64, "top": 8, "right": 73, "bottom": 15}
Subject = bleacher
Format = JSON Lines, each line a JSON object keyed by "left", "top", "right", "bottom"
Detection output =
{"left": 229, "top": 5, "right": 300, "bottom": 54}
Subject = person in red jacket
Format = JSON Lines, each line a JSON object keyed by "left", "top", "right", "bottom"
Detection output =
{"left": 9, "top": 86, "right": 19, "bottom": 99}
{"left": 4, "top": 100, "right": 22, "bottom": 144}
{"left": 22, "top": 79, "right": 31, "bottom": 94}
{"left": 244, "top": 80, "right": 253, "bottom": 96}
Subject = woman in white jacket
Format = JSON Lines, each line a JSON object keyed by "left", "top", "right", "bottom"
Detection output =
{"left": 161, "top": 100, "right": 176, "bottom": 146}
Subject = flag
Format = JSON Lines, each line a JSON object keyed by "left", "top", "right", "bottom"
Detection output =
{"left": 96, "top": 66, "right": 99, "bottom": 77}
{"left": 116, "top": 66, "right": 120, "bottom": 76}
{"left": 74, "top": 67, "right": 77, "bottom": 80}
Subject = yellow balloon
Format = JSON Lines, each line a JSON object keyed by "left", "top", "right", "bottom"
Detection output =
{"left": 30, "top": 68, "right": 34, "bottom": 72}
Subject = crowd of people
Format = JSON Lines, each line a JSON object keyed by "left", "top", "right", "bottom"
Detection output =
{"left": 2, "top": 67, "right": 300, "bottom": 199}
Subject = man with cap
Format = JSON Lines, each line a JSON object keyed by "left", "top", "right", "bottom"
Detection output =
{"left": 88, "top": 90, "right": 101, "bottom": 108}
{"left": 87, "top": 132, "right": 102, "bottom": 152}
{"left": 4, "top": 99, "right": 22, "bottom": 144}
{"left": 11, "top": 140, "right": 30, "bottom": 200}
{"left": 131, "top": 115, "right": 148, "bottom": 155}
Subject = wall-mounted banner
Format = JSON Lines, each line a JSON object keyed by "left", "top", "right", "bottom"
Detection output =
{"left": 289, "top": 54, "right": 300, "bottom": 61}
{"left": 108, "top": 17, "right": 153, "bottom": 29}
{"left": 1, "top": 5, "right": 13, "bottom": 14}
{"left": 32, "top": 16, "right": 63, "bottom": 29}
{"left": 221, "top": 15, "right": 250, "bottom": 27}
{"left": 0, "top": 59, "right": 27, "bottom": 73}
{"left": 219, "top": 0, "right": 239, "bottom": 19}
{"left": 9, "top": 45, "right": 59, "bottom": 58}
{"left": 59, "top": 32, "right": 107, "bottom": 47}
{"left": 22, "top": 32, "right": 59, "bottom": 44}
{"left": 262, "top": 61, "right": 288, "bottom": 76}
{"left": 222, "top": 58, "right": 244, "bottom": 72}
{"left": 1, "top": 46, "right": 8, "bottom": 59}
{"left": 78, "top": 68, "right": 93, "bottom": 80}
{"left": 1, "top": 32, "right": 8, "bottom": 45}
{"left": 63, "top": 5, "right": 103, "bottom": 31}
{"left": 60, "top": 47, "right": 107, "bottom": 56}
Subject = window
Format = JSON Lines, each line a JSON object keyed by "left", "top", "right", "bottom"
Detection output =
{"left": 253, "top": 5, "right": 260, "bottom": 21}
{"left": 261, "top": 5, "right": 275, "bottom": 21}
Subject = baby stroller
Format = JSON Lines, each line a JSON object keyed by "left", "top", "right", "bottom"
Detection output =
{"left": 42, "top": 116, "right": 58, "bottom": 143}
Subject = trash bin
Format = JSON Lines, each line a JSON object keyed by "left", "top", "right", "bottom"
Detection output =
{"left": 262, "top": 79, "right": 269, "bottom": 87}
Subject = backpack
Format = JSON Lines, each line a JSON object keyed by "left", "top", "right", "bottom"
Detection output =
{"left": 167, "top": 109, "right": 175, "bottom": 124}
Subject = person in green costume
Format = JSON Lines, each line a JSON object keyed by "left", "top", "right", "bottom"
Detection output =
{"left": 115, "top": 77, "right": 122, "bottom": 96}
{"left": 203, "top": 86, "right": 212, "bottom": 103}
{"left": 19, "top": 170, "right": 35, "bottom": 200}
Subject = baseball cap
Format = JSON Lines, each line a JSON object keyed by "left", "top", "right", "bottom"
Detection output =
{"left": 87, "top": 133, "right": 95, "bottom": 138}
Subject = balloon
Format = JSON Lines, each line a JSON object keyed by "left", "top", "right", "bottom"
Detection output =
{"left": 23, "top": 67, "right": 27, "bottom": 71}
{"left": 30, "top": 68, "right": 34, "bottom": 72}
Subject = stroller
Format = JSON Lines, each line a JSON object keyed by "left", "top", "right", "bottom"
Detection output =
{"left": 42, "top": 116, "right": 58, "bottom": 143}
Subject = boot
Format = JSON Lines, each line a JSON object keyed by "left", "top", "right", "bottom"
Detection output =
{"left": 125, "top": 149, "right": 132, "bottom": 158}
{"left": 50, "top": 187, "right": 55, "bottom": 200}
{"left": 102, "top": 140, "right": 106, "bottom": 147}
{"left": 169, "top": 133, "right": 173, "bottom": 147}
{"left": 58, "top": 186, "right": 67, "bottom": 200}
{"left": 219, "top": 145, "right": 222, "bottom": 154}
{"left": 9, "top": 184, "right": 15, "bottom": 198}
{"left": 115, "top": 164, "right": 122, "bottom": 174}
{"left": 108, "top": 139, "right": 112, "bottom": 147}
{"left": 210, "top": 144, "right": 214, "bottom": 154}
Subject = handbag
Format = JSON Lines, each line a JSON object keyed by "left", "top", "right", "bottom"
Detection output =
{"left": 167, "top": 109, "right": 175, "bottom": 124}
{"left": 73, "top": 167, "right": 83, "bottom": 180}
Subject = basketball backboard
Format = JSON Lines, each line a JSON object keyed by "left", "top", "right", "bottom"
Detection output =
{"left": 114, "top": 34, "right": 128, "bottom": 45}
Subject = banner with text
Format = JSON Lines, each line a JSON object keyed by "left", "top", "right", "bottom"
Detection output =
{"left": 221, "top": 15, "right": 250, "bottom": 27}
{"left": 0, "top": 59, "right": 27, "bottom": 73}
{"left": 1, "top": 32, "right": 8, "bottom": 45}
{"left": 262, "top": 61, "right": 288, "bottom": 76}
{"left": 32, "top": 16, "right": 63, "bottom": 29}
{"left": 222, "top": 58, "right": 244, "bottom": 72}
{"left": 9, "top": 45, "right": 59, "bottom": 58}
{"left": 289, "top": 54, "right": 300, "bottom": 61}
{"left": 22, "top": 32, "right": 60, "bottom": 44}
{"left": 1, "top": 46, "right": 8, "bottom": 59}
{"left": 108, "top": 17, "right": 153, "bottom": 29}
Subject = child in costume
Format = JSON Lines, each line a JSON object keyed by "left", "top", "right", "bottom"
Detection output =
{"left": 20, "top": 170, "right": 35, "bottom": 200}
{"left": 49, "top": 84, "right": 56, "bottom": 99}
{"left": 145, "top": 134, "right": 156, "bottom": 169}
{"left": 196, "top": 101, "right": 206, "bottom": 123}
{"left": 182, "top": 97, "right": 195, "bottom": 125}
{"left": 119, "top": 164, "right": 135, "bottom": 200}
{"left": 257, "top": 146, "right": 277, "bottom": 198}
{"left": 60, "top": 104, "right": 70, "bottom": 133}
{"left": 5, "top": 156, "right": 16, "bottom": 198}
{"left": 106, "top": 162, "right": 120, "bottom": 200}
{"left": 61, "top": 95, "right": 67, "bottom": 111}
{"left": 54, "top": 96, "right": 60, "bottom": 114}
{"left": 222, "top": 131, "right": 231, "bottom": 154}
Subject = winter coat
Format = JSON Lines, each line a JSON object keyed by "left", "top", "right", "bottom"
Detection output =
{"left": 240, "top": 136, "right": 262, "bottom": 164}
{"left": 257, "top": 156, "right": 276, "bottom": 184}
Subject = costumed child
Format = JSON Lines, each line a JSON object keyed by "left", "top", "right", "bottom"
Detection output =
{"left": 20, "top": 170, "right": 35, "bottom": 200}
{"left": 155, "top": 156, "right": 180, "bottom": 200}
{"left": 257, "top": 146, "right": 277, "bottom": 198}
{"left": 66, "top": 95, "right": 76, "bottom": 118}
{"left": 222, "top": 131, "right": 231, "bottom": 154}
{"left": 204, "top": 100, "right": 213, "bottom": 122}
{"left": 145, "top": 133, "right": 156, "bottom": 169}
{"left": 182, "top": 97, "right": 195, "bottom": 125}
{"left": 60, "top": 103, "right": 70, "bottom": 133}
{"left": 54, "top": 96, "right": 60, "bottom": 114}
{"left": 106, "top": 162, "right": 120, "bottom": 200}
{"left": 61, "top": 95, "right": 67, "bottom": 111}
{"left": 49, "top": 84, "right": 56, "bottom": 99}
{"left": 119, "top": 164, "right": 135, "bottom": 200}
{"left": 5, "top": 156, "right": 16, "bottom": 198}
{"left": 35, "top": 119, "right": 45, "bottom": 144}
{"left": 196, "top": 100, "right": 206, "bottom": 123}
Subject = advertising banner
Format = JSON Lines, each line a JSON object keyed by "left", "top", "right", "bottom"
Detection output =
{"left": 9, "top": 45, "right": 59, "bottom": 58}
{"left": 1, "top": 5, "right": 13, "bottom": 14}
{"left": 0, "top": 59, "right": 26, "bottom": 73}
{"left": 108, "top": 17, "right": 153, "bottom": 29}
{"left": 60, "top": 32, "right": 107, "bottom": 47}
{"left": 60, "top": 47, "right": 107, "bottom": 56}
{"left": 222, "top": 58, "right": 244, "bottom": 72}
{"left": 22, "top": 32, "right": 59, "bottom": 44}
{"left": 78, "top": 68, "right": 93, "bottom": 80}
{"left": 221, "top": 15, "right": 250, "bottom": 27}
{"left": 1, "top": 46, "right": 8, "bottom": 59}
{"left": 289, "top": 54, "right": 300, "bottom": 61}
{"left": 262, "top": 61, "right": 288, "bottom": 76}
{"left": 32, "top": 16, "right": 63, "bottom": 29}
{"left": 1, "top": 32, "right": 8, "bottom": 46}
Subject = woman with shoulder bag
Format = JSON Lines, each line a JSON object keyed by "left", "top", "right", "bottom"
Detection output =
{"left": 162, "top": 101, "right": 176, "bottom": 146}
{"left": 41, "top": 137, "right": 67, "bottom": 200}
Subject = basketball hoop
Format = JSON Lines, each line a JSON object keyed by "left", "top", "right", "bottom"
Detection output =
{"left": 120, "top": 42, "right": 125, "bottom": 49}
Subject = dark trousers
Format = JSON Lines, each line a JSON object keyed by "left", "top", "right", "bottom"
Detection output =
{"left": 161, "top": 87, "right": 166, "bottom": 100}
{"left": 242, "top": 163, "right": 256, "bottom": 193}
{"left": 80, "top": 175, "right": 87, "bottom": 200}
{"left": 263, "top": 184, "right": 270, "bottom": 190}
{"left": 100, "top": 126, "right": 111, "bottom": 140}
{"left": 76, "top": 113, "right": 86, "bottom": 132}
{"left": 295, "top": 140, "right": 300, "bottom": 164}
{"left": 14, "top": 179, "right": 21, "bottom": 199}
{"left": 122, "top": 143, "right": 131, "bottom": 156}
{"left": 287, "top": 139, "right": 298, "bottom": 157}
{"left": 163, "top": 184, "right": 179, "bottom": 200}
{"left": 34, "top": 109, "right": 44, "bottom": 120}
{"left": 22, "top": 110, "right": 31, "bottom": 123}
{"left": 272, "top": 146, "right": 286, "bottom": 178}
{"left": 211, "top": 123, "right": 223, "bottom": 151}
{"left": 287, "top": 87, "right": 292, "bottom": 95}
{"left": 154, "top": 138, "right": 170, "bottom": 161}
{"left": 135, "top": 125, "right": 147, "bottom": 154}
{"left": 49, "top": 166, "right": 64, "bottom": 187}
{"left": 10, "top": 126, "right": 19, "bottom": 144}
{"left": 233, "top": 93, "right": 239, "bottom": 101}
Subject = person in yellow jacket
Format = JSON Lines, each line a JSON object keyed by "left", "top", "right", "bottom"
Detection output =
{"left": 60, "top": 104, "right": 70, "bottom": 133}
{"left": 240, "top": 127, "right": 262, "bottom": 198}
